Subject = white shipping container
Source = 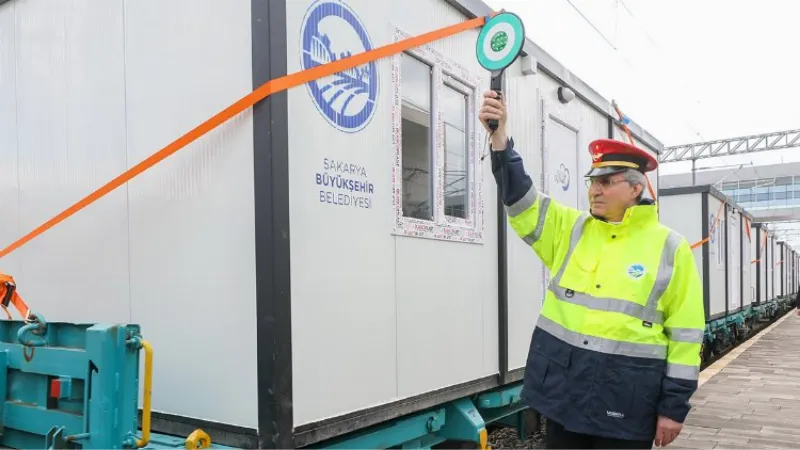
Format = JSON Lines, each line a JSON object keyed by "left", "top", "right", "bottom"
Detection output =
{"left": 751, "top": 222, "right": 766, "bottom": 304}
{"left": 771, "top": 235, "right": 779, "bottom": 300}
{"left": 782, "top": 242, "right": 791, "bottom": 297}
{"left": 795, "top": 250, "right": 799, "bottom": 294}
{"left": 791, "top": 248, "right": 795, "bottom": 294}
{"left": 791, "top": 249, "right": 795, "bottom": 294}
{"left": 778, "top": 242, "right": 785, "bottom": 297}
{"left": 785, "top": 244, "right": 792, "bottom": 296}
{"left": 0, "top": 0, "right": 664, "bottom": 447}
{"left": 728, "top": 205, "right": 751, "bottom": 313}
{"left": 787, "top": 248, "right": 792, "bottom": 294}
{"left": 794, "top": 249, "right": 798, "bottom": 294}
{"left": 659, "top": 186, "right": 755, "bottom": 320}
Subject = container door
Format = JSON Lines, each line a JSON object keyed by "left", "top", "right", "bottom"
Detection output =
{"left": 707, "top": 196, "right": 726, "bottom": 318}
{"left": 540, "top": 99, "right": 580, "bottom": 304}
{"left": 741, "top": 217, "right": 752, "bottom": 306}
{"left": 543, "top": 116, "right": 580, "bottom": 208}
{"left": 727, "top": 208, "right": 740, "bottom": 313}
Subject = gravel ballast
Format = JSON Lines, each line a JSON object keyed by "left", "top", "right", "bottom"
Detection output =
{"left": 489, "top": 428, "right": 544, "bottom": 450}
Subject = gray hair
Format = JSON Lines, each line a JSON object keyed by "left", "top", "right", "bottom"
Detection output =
{"left": 621, "top": 168, "right": 646, "bottom": 202}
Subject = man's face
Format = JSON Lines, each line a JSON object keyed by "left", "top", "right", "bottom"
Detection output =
{"left": 587, "top": 172, "right": 641, "bottom": 221}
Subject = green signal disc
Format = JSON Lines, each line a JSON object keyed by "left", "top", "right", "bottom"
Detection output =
{"left": 476, "top": 12, "right": 525, "bottom": 72}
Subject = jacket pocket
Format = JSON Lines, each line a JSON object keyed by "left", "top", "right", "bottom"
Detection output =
{"left": 558, "top": 252, "right": 597, "bottom": 293}
{"left": 529, "top": 337, "right": 572, "bottom": 398}
{"left": 593, "top": 358, "right": 662, "bottom": 436}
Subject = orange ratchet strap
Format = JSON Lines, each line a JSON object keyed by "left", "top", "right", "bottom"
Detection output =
{"left": 751, "top": 229, "right": 768, "bottom": 264}
{"left": 0, "top": 13, "right": 497, "bottom": 320}
{"left": 690, "top": 199, "right": 726, "bottom": 250}
{"left": 611, "top": 101, "right": 657, "bottom": 201}
{"left": 743, "top": 216, "right": 752, "bottom": 242}
{"left": 0, "top": 274, "right": 30, "bottom": 321}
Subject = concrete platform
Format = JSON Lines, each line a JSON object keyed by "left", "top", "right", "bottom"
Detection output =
{"left": 669, "top": 311, "right": 800, "bottom": 449}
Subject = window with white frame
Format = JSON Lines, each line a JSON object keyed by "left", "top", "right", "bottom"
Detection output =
{"left": 400, "top": 53, "right": 434, "bottom": 221}
{"left": 443, "top": 83, "right": 469, "bottom": 220}
{"left": 391, "top": 29, "right": 484, "bottom": 244}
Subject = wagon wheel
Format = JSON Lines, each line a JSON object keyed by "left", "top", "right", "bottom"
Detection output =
{"left": 701, "top": 342, "right": 712, "bottom": 363}
{"left": 712, "top": 333, "right": 726, "bottom": 355}
{"left": 523, "top": 409, "right": 542, "bottom": 438}
{"left": 734, "top": 324, "right": 745, "bottom": 343}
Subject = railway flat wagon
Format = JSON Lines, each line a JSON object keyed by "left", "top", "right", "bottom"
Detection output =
{"left": 658, "top": 185, "right": 759, "bottom": 360}
{"left": 0, "top": 0, "right": 667, "bottom": 449}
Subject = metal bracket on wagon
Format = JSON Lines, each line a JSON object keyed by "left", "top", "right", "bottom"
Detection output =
{"left": 0, "top": 319, "right": 151, "bottom": 449}
{"left": 17, "top": 312, "right": 47, "bottom": 361}
{"left": 308, "top": 383, "right": 531, "bottom": 449}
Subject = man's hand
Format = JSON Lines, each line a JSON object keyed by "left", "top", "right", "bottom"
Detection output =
{"left": 478, "top": 90, "right": 507, "bottom": 150}
{"left": 795, "top": 308, "right": 800, "bottom": 317}
{"left": 654, "top": 416, "right": 683, "bottom": 447}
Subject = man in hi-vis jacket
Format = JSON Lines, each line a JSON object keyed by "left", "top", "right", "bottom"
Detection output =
{"left": 479, "top": 90, "right": 705, "bottom": 449}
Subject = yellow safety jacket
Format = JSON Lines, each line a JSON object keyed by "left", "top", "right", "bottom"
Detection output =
{"left": 491, "top": 138, "right": 705, "bottom": 441}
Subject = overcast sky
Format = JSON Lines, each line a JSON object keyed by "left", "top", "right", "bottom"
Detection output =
{"left": 483, "top": 0, "right": 800, "bottom": 175}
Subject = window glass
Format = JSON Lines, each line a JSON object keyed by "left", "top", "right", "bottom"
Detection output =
{"left": 401, "top": 54, "right": 433, "bottom": 220}
{"left": 442, "top": 84, "right": 468, "bottom": 219}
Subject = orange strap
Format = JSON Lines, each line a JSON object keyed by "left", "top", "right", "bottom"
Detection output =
{"left": 743, "top": 216, "right": 751, "bottom": 242}
{"left": 611, "top": 101, "right": 657, "bottom": 201}
{"left": 690, "top": 199, "right": 726, "bottom": 250}
{"left": 751, "top": 229, "right": 768, "bottom": 263}
{"left": 0, "top": 274, "right": 30, "bottom": 321}
{"left": 0, "top": 13, "right": 495, "bottom": 320}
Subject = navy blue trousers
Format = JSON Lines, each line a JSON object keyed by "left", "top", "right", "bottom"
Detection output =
{"left": 545, "top": 418, "right": 654, "bottom": 449}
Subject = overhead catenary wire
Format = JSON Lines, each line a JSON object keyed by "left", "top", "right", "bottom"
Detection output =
{"left": 567, "top": 0, "right": 705, "bottom": 142}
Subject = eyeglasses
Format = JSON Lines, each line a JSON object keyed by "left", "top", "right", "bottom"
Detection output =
{"left": 585, "top": 178, "right": 630, "bottom": 189}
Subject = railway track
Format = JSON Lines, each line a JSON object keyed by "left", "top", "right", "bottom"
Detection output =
{"left": 699, "top": 303, "right": 794, "bottom": 371}
{"left": 699, "top": 322, "right": 767, "bottom": 371}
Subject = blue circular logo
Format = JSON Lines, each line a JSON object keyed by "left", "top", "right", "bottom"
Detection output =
{"left": 555, "top": 163, "right": 570, "bottom": 192}
{"left": 300, "top": 0, "right": 378, "bottom": 133}
{"left": 627, "top": 263, "right": 646, "bottom": 279}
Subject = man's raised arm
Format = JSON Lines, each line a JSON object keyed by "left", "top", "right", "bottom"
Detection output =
{"left": 479, "top": 90, "right": 582, "bottom": 270}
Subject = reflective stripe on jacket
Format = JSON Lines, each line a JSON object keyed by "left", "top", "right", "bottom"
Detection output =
{"left": 491, "top": 138, "right": 704, "bottom": 441}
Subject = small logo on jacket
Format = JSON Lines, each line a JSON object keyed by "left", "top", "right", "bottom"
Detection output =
{"left": 607, "top": 411, "right": 625, "bottom": 419}
{"left": 627, "top": 263, "right": 645, "bottom": 279}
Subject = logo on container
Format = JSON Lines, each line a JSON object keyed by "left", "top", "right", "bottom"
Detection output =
{"left": 300, "top": 0, "right": 378, "bottom": 133}
{"left": 555, "top": 163, "right": 570, "bottom": 191}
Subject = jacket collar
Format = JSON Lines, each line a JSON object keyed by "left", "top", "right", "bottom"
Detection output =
{"left": 592, "top": 201, "right": 659, "bottom": 230}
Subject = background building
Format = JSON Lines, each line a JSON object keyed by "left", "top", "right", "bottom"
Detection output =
{"left": 660, "top": 161, "right": 800, "bottom": 222}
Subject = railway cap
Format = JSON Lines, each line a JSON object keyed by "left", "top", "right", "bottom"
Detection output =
{"left": 584, "top": 138, "right": 658, "bottom": 178}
